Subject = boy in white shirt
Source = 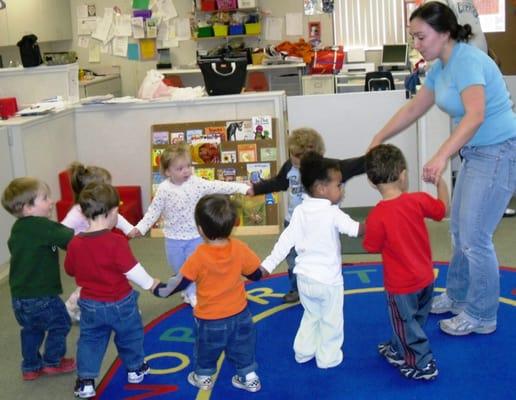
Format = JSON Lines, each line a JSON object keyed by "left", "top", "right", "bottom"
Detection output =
{"left": 261, "top": 152, "right": 364, "bottom": 368}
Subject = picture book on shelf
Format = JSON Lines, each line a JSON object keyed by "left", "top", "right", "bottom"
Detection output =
{"left": 247, "top": 163, "right": 271, "bottom": 183}
{"left": 186, "top": 129, "right": 203, "bottom": 143}
{"left": 216, "top": 167, "right": 236, "bottom": 182}
{"left": 152, "top": 148, "right": 165, "bottom": 168}
{"left": 260, "top": 147, "right": 277, "bottom": 162}
{"left": 190, "top": 136, "right": 221, "bottom": 164}
{"left": 194, "top": 167, "right": 215, "bottom": 181}
{"left": 152, "top": 131, "right": 169, "bottom": 145}
{"left": 170, "top": 131, "right": 185, "bottom": 143}
{"left": 226, "top": 120, "right": 254, "bottom": 141}
{"left": 242, "top": 195, "right": 266, "bottom": 226}
{"left": 204, "top": 126, "right": 227, "bottom": 141}
{"left": 251, "top": 116, "right": 273, "bottom": 140}
{"left": 221, "top": 150, "right": 237, "bottom": 163}
{"left": 237, "top": 143, "right": 257, "bottom": 162}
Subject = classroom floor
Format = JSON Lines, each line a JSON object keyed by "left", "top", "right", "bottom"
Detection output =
{"left": 0, "top": 199, "right": 514, "bottom": 400}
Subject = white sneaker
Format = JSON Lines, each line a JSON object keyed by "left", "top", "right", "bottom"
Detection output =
{"left": 127, "top": 362, "right": 150, "bottom": 383}
{"left": 188, "top": 372, "right": 214, "bottom": 390}
{"left": 439, "top": 312, "right": 496, "bottom": 336}
{"left": 74, "top": 378, "right": 95, "bottom": 398}
{"left": 430, "top": 293, "right": 463, "bottom": 315}
{"left": 182, "top": 293, "right": 197, "bottom": 307}
{"left": 231, "top": 372, "right": 261, "bottom": 393}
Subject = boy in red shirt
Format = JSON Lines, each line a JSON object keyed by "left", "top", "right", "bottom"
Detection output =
{"left": 363, "top": 144, "right": 448, "bottom": 381}
{"left": 65, "top": 183, "right": 159, "bottom": 399}
{"left": 154, "top": 194, "right": 268, "bottom": 393}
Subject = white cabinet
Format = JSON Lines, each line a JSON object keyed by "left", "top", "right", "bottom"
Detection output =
{"left": 302, "top": 75, "right": 335, "bottom": 95}
{"left": 0, "top": 127, "right": 15, "bottom": 268}
{"left": 0, "top": 9, "right": 8, "bottom": 47}
{"left": 80, "top": 75, "right": 122, "bottom": 98}
{"left": 2, "top": 0, "right": 72, "bottom": 45}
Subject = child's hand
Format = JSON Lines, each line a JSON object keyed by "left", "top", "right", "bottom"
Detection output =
{"left": 128, "top": 228, "right": 142, "bottom": 239}
{"left": 246, "top": 185, "right": 255, "bottom": 196}
{"left": 152, "top": 282, "right": 169, "bottom": 298}
{"left": 259, "top": 265, "right": 270, "bottom": 278}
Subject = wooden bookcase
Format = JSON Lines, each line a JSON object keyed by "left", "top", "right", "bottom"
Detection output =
{"left": 149, "top": 118, "right": 280, "bottom": 237}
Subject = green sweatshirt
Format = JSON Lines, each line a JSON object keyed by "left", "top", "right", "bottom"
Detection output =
{"left": 8, "top": 216, "right": 73, "bottom": 298}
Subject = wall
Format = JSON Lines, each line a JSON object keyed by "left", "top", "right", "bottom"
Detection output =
{"left": 485, "top": 0, "right": 516, "bottom": 74}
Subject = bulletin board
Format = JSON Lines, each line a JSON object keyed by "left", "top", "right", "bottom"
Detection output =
{"left": 149, "top": 118, "right": 280, "bottom": 237}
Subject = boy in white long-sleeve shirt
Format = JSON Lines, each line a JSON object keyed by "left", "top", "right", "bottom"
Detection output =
{"left": 261, "top": 152, "right": 364, "bottom": 369}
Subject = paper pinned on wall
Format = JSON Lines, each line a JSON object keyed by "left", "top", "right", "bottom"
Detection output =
{"left": 76, "top": 4, "right": 88, "bottom": 19}
{"left": 154, "top": 0, "right": 177, "bottom": 20}
{"left": 89, "top": 40, "right": 101, "bottom": 63}
{"left": 157, "top": 20, "right": 169, "bottom": 41}
{"left": 100, "top": 41, "right": 112, "bottom": 54}
{"left": 77, "top": 36, "right": 90, "bottom": 49}
{"left": 132, "top": 0, "right": 150, "bottom": 9}
{"left": 92, "top": 8, "right": 114, "bottom": 42}
{"left": 146, "top": 17, "right": 159, "bottom": 38}
{"left": 174, "top": 18, "right": 191, "bottom": 41}
{"left": 128, "top": 43, "right": 139, "bottom": 60}
{"left": 114, "top": 14, "right": 132, "bottom": 36}
{"left": 264, "top": 16, "right": 283, "bottom": 41}
{"left": 285, "top": 12, "right": 303, "bottom": 36}
{"left": 112, "top": 36, "right": 129, "bottom": 57}
{"left": 139, "top": 38, "right": 157, "bottom": 60}
{"left": 77, "top": 17, "right": 97, "bottom": 35}
{"left": 131, "top": 17, "right": 145, "bottom": 39}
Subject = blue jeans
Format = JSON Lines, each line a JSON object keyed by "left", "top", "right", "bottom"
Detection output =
{"left": 447, "top": 138, "right": 516, "bottom": 322}
{"left": 284, "top": 220, "right": 298, "bottom": 292}
{"left": 77, "top": 291, "right": 144, "bottom": 379}
{"left": 165, "top": 237, "right": 203, "bottom": 298}
{"left": 193, "top": 307, "right": 257, "bottom": 378}
{"left": 12, "top": 296, "right": 71, "bottom": 373}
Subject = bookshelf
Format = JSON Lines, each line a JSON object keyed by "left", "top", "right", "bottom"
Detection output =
{"left": 149, "top": 117, "right": 280, "bottom": 237}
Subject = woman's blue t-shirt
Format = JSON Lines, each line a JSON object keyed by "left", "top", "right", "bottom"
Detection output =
{"left": 424, "top": 42, "right": 516, "bottom": 147}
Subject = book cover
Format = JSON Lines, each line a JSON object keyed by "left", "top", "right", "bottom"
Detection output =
{"left": 251, "top": 115, "right": 273, "bottom": 140}
{"left": 260, "top": 147, "right": 277, "bottom": 162}
{"left": 216, "top": 167, "right": 236, "bottom": 182}
{"left": 246, "top": 162, "right": 271, "bottom": 183}
{"left": 152, "top": 148, "right": 165, "bottom": 168}
{"left": 186, "top": 129, "right": 203, "bottom": 143}
{"left": 204, "top": 126, "right": 227, "bottom": 141}
{"left": 152, "top": 172, "right": 165, "bottom": 185}
{"left": 221, "top": 150, "right": 237, "bottom": 163}
{"left": 152, "top": 131, "right": 169, "bottom": 145}
{"left": 242, "top": 195, "right": 266, "bottom": 226}
{"left": 194, "top": 167, "right": 215, "bottom": 181}
{"left": 226, "top": 120, "right": 254, "bottom": 141}
{"left": 190, "top": 136, "right": 221, "bottom": 164}
{"left": 170, "top": 131, "right": 185, "bottom": 144}
{"left": 237, "top": 143, "right": 257, "bottom": 163}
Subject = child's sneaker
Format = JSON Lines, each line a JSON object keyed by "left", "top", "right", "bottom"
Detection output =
{"left": 187, "top": 372, "right": 214, "bottom": 390}
{"left": 182, "top": 292, "right": 197, "bottom": 307}
{"left": 430, "top": 293, "right": 463, "bottom": 315}
{"left": 399, "top": 360, "right": 438, "bottom": 380}
{"left": 42, "top": 357, "right": 76, "bottom": 375}
{"left": 127, "top": 362, "right": 150, "bottom": 384}
{"left": 22, "top": 369, "right": 42, "bottom": 381}
{"left": 231, "top": 372, "right": 261, "bottom": 393}
{"left": 377, "top": 343, "right": 404, "bottom": 367}
{"left": 439, "top": 312, "right": 496, "bottom": 336}
{"left": 74, "top": 378, "right": 96, "bottom": 398}
{"left": 283, "top": 290, "right": 299, "bottom": 303}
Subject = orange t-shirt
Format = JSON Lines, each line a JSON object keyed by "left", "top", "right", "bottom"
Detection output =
{"left": 180, "top": 238, "right": 261, "bottom": 320}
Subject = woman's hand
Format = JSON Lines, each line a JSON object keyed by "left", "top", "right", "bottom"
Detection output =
{"left": 423, "top": 153, "right": 448, "bottom": 184}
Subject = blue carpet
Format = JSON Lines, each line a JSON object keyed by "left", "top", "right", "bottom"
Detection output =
{"left": 97, "top": 263, "right": 515, "bottom": 399}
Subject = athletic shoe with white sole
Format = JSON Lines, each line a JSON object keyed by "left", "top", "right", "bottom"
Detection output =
{"left": 430, "top": 293, "right": 464, "bottom": 315}
{"left": 127, "top": 362, "right": 150, "bottom": 384}
{"left": 187, "top": 372, "right": 214, "bottom": 390}
{"left": 232, "top": 372, "right": 261, "bottom": 392}
{"left": 439, "top": 313, "right": 496, "bottom": 336}
{"left": 400, "top": 360, "right": 438, "bottom": 381}
{"left": 377, "top": 342, "right": 404, "bottom": 367}
{"left": 74, "top": 378, "right": 96, "bottom": 398}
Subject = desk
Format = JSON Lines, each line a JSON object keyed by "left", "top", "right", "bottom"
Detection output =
{"left": 159, "top": 63, "right": 306, "bottom": 95}
{"left": 335, "top": 70, "right": 410, "bottom": 93}
{"left": 79, "top": 74, "right": 121, "bottom": 98}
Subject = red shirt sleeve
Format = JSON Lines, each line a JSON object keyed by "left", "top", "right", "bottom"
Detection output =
{"left": 416, "top": 192, "right": 446, "bottom": 221}
{"left": 363, "top": 208, "right": 385, "bottom": 253}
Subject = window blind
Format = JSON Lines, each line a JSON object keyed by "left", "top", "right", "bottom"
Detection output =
{"left": 334, "top": 0, "right": 406, "bottom": 49}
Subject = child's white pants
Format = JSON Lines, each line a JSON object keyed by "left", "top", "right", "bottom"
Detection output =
{"left": 294, "top": 274, "right": 344, "bottom": 369}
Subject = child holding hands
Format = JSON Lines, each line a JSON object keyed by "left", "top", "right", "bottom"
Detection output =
{"left": 363, "top": 144, "right": 448, "bottom": 381}
{"left": 64, "top": 183, "right": 159, "bottom": 399}
{"left": 261, "top": 152, "right": 363, "bottom": 369}
{"left": 131, "top": 142, "right": 252, "bottom": 306}
{"left": 154, "top": 194, "right": 267, "bottom": 393}
{"left": 2, "top": 177, "right": 76, "bottom": 381}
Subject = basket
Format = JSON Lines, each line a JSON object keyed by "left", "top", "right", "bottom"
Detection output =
{"left": 244, "top": 22, "right": 261, "bottom": 35}
{"left": 229, "top": 24, "right": 244, "bottom": 35}
{"left": 216, "top": 0, "right": 237, "bottom": 10}
{"left": 197, "top": 26, "right": 214, "bottom": 38}
{"left": 200, "top": 0, "right": 217, "bottom": 11}
{"left": 213, "top": 24, "right": 229, "bottom": 37}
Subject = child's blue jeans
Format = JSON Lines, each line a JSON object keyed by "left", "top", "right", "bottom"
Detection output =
{"left": 165, "top": 237, "right": 204, "bottom": 299}
{"left": 77, "top": 290, "right": 144, "bottom": 379}
{"left": 11, "top": 295, "right": 71, "bottom": 373}
{"left": 193, "top": 307, "right": 258, "bottom": 378}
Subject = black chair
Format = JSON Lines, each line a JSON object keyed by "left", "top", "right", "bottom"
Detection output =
{"left": 364, "top": 71, "right": 395, "bottom": 91}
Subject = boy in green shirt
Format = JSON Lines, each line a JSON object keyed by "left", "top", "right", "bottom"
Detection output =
{"left": 2, "top": 177, "right": 76, "bottom": 381}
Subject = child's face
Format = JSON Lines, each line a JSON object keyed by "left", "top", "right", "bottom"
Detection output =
{"left": 24, "top": 190, "right": 53, "bottom": 217}
{"left": 165, "top": 155, "right": 192, "bottom": 184}
{"left": 324, "top": 169, "right": 344, "bottom": 205}
{"left": 290, "top": 150, "right": 304, "bottom": 168}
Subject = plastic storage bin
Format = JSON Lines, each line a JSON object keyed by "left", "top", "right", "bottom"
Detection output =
{"left": 244, "top": 22, "right": 261, "bottom": 35}
{"left": 213, "top": 24, "right": 229, "bottom": 37}
{"left": 229, "top": 24, "right": 244, "bottom": 35}
{"left": 197, "top": 26, "right": 214, "bottom": 37}
{"left": 201, "top": 0, "right": 217, "bottom": 11}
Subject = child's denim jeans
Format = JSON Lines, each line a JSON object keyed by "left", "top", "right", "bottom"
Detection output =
{"left": 77, "top": 290, "right": 144, "bottom": 379}
{"left": 193, "top": 307, "right": 258, "bottom": 378}
{"left": 11, "top": 295, "right": 71, "bottom": 373}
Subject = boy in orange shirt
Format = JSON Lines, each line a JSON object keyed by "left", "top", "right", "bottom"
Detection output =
{"left": 154, "top": 194, "right": 268, "bottom": 393}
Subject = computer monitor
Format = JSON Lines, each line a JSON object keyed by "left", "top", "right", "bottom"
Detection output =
{"left": 381, "top": 44, "right": 408, "bottom": 69}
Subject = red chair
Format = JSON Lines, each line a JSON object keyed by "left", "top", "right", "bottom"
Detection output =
{"left": 55, "top": 170, "right": 143, "bottom": 225}
{"left": 245, "top": 71, "right": 269, "bottom": 92}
